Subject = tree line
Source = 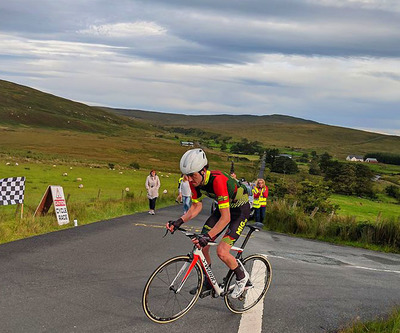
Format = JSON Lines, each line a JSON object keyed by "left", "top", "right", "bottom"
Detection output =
{"left": 364, "top": 152, "right": 400, "bottom": 166}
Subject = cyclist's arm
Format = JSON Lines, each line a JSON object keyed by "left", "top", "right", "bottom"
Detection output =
{"left": 181, "top": 201, "right": 202, "bottom": 222}
{"left": 208, "top": 207, "right": 230, "bottom": 239}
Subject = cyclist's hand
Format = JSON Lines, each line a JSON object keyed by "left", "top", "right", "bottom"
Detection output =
{"left": 166, "top": 218, "right": 184, "bottom": 233}
{"left": 193, "top": 233, "right": 212, "bottom": 248}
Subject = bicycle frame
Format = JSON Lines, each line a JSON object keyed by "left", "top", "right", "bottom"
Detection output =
{"left": 171, "top": 226, "right": 257, "bottom": 297}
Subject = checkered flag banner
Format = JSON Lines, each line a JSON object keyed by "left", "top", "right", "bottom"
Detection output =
{"left": 0, "top": 177, "right": 26, "bottom": 206}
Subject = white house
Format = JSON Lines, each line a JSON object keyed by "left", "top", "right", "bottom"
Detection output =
{"left": 365, "top": 158, "right": 378, "bottom": 163}
{"left": 346, "top": 155, "right": 364, "bottom": 162}
{"left": 180, "top": 141, "right": 194, "bottom": 147}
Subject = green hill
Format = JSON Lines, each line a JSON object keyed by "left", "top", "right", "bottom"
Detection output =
{"left": 104, "top": 108, "right": 317, "bottom": 126}
{"left": 104, "top": 108, "right": 400, "bottom": 158}
{"left": 0, "top": 79, "right": 139, "bottom": 134}
{"left": 1, "top": 79, "right": 400, "bottom": 164}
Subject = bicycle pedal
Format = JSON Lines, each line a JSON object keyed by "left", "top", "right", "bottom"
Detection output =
{"left": 199, "top": 289, "right": 212, "bottom": 299}
{"left": 245, "top": 281, "right": 253, "bottom": 290}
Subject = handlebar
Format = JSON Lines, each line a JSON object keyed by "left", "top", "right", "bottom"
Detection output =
{"left": 164, "top": 223, "right": 261, "bottom": 239}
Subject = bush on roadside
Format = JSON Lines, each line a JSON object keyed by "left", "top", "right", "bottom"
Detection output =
{"left": 264, "top": 199, "right": 400, "bottom": 252}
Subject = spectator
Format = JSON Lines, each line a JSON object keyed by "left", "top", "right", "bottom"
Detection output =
{"left": 252, "top": 178, "right": 268, "bottom": 225}
{"left": 179, "top": 175, "right": 192, "bottom": 214}
{"left": 145, "top": 170, "right": 160, "bottom": 215}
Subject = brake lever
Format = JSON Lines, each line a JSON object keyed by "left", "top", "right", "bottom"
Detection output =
{"left": 163, "top": 221, "right": 178, "bottom": 238}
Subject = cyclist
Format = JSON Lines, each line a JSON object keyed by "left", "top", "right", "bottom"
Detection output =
{"left": 166, "top": 149, "right": 251, "bottom": 299}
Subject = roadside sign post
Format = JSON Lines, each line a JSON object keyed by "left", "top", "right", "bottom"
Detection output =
{"left": 34, "top": 185, "right": 70, "bottom": 225}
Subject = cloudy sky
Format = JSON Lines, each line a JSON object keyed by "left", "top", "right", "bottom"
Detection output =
{"left": 1, "top": 0, "right": 399, "bottom": 135}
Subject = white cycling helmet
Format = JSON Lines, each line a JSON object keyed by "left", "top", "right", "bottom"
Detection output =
{"left": 180, "top": 149, "right": 208, "bottom": 175}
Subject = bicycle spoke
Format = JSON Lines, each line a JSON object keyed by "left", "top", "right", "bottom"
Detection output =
{"left": 143, "top": 256, "right": 202, "bottom": 323}
{"left": 224, "top": 255, "right": 271, "bottom": 313}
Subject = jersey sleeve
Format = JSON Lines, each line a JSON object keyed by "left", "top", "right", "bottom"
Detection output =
{"left": 213, "top": 176, "right": 230, "bottom": 209}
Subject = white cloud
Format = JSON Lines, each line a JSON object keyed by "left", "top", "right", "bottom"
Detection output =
{"left": 0, "top": 0, "right": 399, "bottom": 136}
{"left": 0, "top": 33, "right": 127, "bottom": 58}
{"left": 78, "top": 21, "right": 167, "bottom": 38}
{"left": 306, "top": 0, "right": 400, "bottom": 11}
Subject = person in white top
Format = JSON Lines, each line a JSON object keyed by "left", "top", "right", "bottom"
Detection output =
{"left": 179, "top": 174, "right": 192, "bottom": 214}
{"left": 145, "top": 170, "right": 160, "bottom": 215}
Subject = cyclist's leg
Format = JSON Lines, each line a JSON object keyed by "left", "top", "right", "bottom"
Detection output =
{"left": 216, "top": 241, "right": 237, "bottom": 269}
{"left": 218, "top": 204, "right": 251, "bottom": 297}
{"left": 217, "top": 203, "right": 249, "bottom": 269}
{"left": 201, "top": 208, "right": 221, "bottom": 265}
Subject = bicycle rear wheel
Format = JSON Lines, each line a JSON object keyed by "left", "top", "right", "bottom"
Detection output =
{"left": 224, "top": 254, "right": 272, "bottom": 313}
{"left": 142, "top": 255, "right": 203, "bottom": 323}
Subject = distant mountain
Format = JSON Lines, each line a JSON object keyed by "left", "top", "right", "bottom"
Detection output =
{"left": 102, "top": 107, "right": 318, "bottom": 126}
{"left": 0, "top": 79, "right": 139, "bottom": 134}
{"left": 104, "top": 107, "right": 400, "bottom": 157}
{"left": 1, "top": 79, "right": 399, "bottom": 158}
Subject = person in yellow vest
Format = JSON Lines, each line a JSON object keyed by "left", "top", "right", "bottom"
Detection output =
{"left": 175, "top": 174, "right": 184, "bottom": 203}
{"left": 252, "top": 178, "right": 268, "bottom": 226}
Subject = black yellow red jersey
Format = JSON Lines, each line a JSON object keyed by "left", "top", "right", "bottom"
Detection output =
{"left": 190, "top": 170, "right": 249, "bottom": 209}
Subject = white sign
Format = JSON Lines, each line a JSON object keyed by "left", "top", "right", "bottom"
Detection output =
{"left": 50, "top": 186, "right": 70, "bottom": 225}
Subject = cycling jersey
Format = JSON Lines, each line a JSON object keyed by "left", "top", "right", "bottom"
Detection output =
{"left": 190, "top": 170, "right": 249, "bottom": 209}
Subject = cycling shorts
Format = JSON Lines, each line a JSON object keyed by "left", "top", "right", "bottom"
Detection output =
{"left": 201, "top": 202, "right": 251, "bottom": 246}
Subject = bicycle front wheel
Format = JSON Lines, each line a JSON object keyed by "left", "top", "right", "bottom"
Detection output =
{"left": 142, "top": 255, "right": 203, "bottom": 323}
{"left": 224, "top": 254, "right": 272, "bottom": 313}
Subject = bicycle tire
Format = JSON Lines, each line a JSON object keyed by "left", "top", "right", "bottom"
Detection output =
{"left": 142, "top": 255, "right": 203, "bottom": 323}
{"left": 224, "top": 254, "right": 272, "bottom": 313}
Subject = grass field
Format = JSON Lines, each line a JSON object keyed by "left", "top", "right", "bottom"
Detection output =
{"left": 0, "top": 160, "right": 180, "bottom": 208}
{"left": 0, "top": 126, "right": 257, "bottom": 178}
{"left": 367, "top": 163, "right": 400, "bottom": 175}
{"left": 0, "top": 160, "right": 181, "bottom": 243}
{"left": 330, "top": 194, "right": 400, "bottom": 221}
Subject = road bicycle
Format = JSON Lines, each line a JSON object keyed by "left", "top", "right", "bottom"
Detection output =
{"left": 142, "top": 224, "right": 272, "bottom": 324}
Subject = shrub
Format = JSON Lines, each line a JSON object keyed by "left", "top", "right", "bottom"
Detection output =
{"left": 271, "top": 156, "right": 299, "bottom": 174}
{"left": 297, "top": 181, "right": 336, "bottom": 213}
{"left": 129, "top": 162, "right": 140, "bottom": 169}
{"left": 264, "top": 199, "right": 400, "bottom": 252}
{"left": 386, "top": 185, "right": 400, "bottom": 202}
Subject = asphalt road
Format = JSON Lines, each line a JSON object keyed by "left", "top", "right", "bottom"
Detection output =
{"left": 1, "top": 199, "right": 399, "bottom": 332}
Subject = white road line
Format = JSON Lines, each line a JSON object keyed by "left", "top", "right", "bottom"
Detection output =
{"left": 238, "top": 259, "right": 266, "bottom": 333}
{"left": 268, "top": 254, "right": 400, "bottom": 275}
{"left": 350, "top": 265, "right": 400, "bottom": 274}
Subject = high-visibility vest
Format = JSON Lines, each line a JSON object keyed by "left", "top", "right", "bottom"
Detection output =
{"left": 252, "top": 187, "right": 267, "bottom": 208}
{"left": 177, "top": 177, "right": 183, "bottom": 189}
{"left": 252, "top": 187, "right": 260, "bottom": 208}
{"left": 259, "top": 189, "right": 267, "bottom": 206}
